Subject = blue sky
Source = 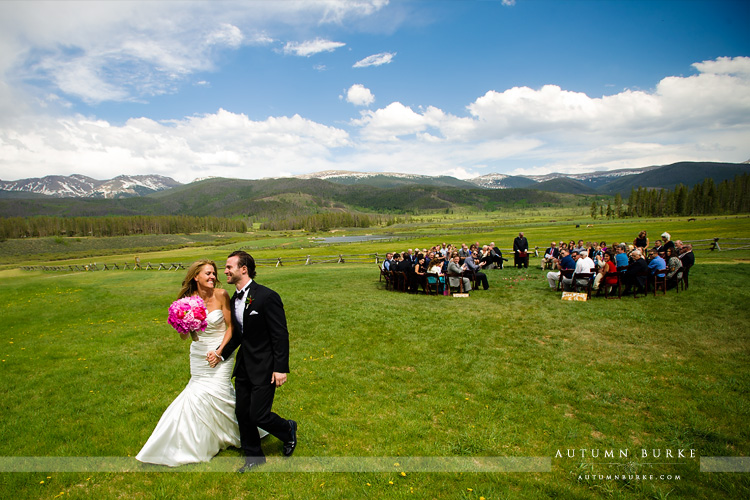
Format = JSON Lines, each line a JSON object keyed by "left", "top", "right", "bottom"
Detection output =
{"left": 1, "top": 0, "right": 748, "bottom": 183}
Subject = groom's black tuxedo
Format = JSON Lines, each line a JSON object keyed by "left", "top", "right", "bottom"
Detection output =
{"left": 222, "top": 280, "right": 292, "bottom": 460}
{"left": 223, "top": 281, "right": 290, "bottom": 384}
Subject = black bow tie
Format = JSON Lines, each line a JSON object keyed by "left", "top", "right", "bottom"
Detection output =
{"left": 232, "top": 289, "right": 245, "bottom": 302}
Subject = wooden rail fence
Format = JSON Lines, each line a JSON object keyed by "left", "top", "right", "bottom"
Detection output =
{"left": 18, "top": 238, "right": 748, "bottom": 272}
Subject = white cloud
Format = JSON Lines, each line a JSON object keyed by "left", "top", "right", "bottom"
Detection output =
{"left": 345, "top": 84, "right": 375, "bottom": 106}
{"left": 692, "top": 56, "right": 750, "bottom": 76}
{"left": 206, "top": 24, "right": 244, "bottom": 48}
{"left": 1, "top": 57, "right": 748, "bottom": 182}
{"left": 0, "top": 109, "right": 351, "bottom": 183}
{"left": 0, "top": 1, "right": 384, "bottom": 107}
{"left": 283, "top": 38, "right": 346, "bottom": 57}
{"left": 353, "top": 51, "right": 396, "bottom": 68}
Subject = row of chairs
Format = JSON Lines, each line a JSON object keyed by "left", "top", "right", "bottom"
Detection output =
{"left": 379, "top": 266, "right": 479, "bottom": 295}
{"left": 555, "top": 267, "right": 689, "bottom": 299}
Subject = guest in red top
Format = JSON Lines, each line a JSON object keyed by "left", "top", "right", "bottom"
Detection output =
{"left": 593, "top": 251, "right": 618, "bottom": 292}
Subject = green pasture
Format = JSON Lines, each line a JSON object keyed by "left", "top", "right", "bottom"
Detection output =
{"left": 4, "top": 215, "right": 749, "bottom": 271}
{"left": 0, "top": 216, "right": 749, "bottom": 499}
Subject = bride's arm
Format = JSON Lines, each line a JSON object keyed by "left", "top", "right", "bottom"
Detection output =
{"left": 214, "top": 289, "right": 234, "bottom": 359}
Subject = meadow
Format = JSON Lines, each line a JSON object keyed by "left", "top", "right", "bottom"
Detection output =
{"left": 0, "top": 214, "right": 748, "bottom": 499}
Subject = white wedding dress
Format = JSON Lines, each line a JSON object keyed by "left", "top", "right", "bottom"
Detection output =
{"left": 136, "top": 309, "right": 266, "bottom": 466}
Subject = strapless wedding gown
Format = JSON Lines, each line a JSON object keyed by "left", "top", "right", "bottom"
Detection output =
{"left": 136, "top": 309, "right": 266, "bottom": 466}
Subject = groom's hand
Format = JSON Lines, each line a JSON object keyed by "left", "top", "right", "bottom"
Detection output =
{"left": 207, "top": 351, "right": 219, "bottom": 367}
{"left": 271, "top": 372, "right": 287, "bottom": 387}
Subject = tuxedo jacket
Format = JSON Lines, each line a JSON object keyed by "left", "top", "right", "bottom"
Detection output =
{"left": 680, "top": 251, "right": 695, "bottom": 269}
{"left": 222, "top": 281, "right": 290, "bottom": 386}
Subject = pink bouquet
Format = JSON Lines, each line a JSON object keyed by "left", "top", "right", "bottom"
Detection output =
{"left": 168, "top": 296, "right": 208, "bottom": 336}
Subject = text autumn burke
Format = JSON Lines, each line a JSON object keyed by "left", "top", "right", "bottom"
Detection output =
{"left": 556, "top": 449, "right": 697, "bottom": 459}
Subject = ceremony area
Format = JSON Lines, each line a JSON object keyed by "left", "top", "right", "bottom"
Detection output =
{"left": 1, "top": 215, "right": 749, "bottom": 499}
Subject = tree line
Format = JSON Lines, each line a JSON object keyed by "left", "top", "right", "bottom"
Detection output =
{"left": 590, "top": 174, "right": 750, "bottom": 219}
{"left": 260, "top": 212, "right": 396, "bottom": 231}
{"left": 0, "top": 215, "right": 247, "bottom": 239}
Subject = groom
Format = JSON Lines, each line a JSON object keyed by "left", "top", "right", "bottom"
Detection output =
{"left": 210, "top": 250, "right": 297, "bottom": 472}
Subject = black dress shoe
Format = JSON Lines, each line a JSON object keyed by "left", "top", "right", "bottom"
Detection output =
{"left": 283, "top": 420, "right": 298, "bottom": 457}
{"left": 238, "top": 458, "right": 266, "bottom": 473}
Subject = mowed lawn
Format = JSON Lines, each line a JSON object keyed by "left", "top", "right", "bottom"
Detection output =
{"left": 0, "top": 259, "right": 748, "bottom": 499}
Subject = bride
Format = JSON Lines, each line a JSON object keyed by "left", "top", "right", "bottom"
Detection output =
{"left": 136, "top": 259, "right": 266, "bottom": 467}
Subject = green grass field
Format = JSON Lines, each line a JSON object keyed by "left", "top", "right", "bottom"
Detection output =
{"left": 0, "top": 216, "right": 748, "bottom": 499}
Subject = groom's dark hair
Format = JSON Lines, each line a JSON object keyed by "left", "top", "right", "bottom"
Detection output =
{"left": 229, "top": 250, "right": 257, "bottom": 279}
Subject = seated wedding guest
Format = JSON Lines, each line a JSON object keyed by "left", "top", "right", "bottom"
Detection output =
{"left": 447, "top": 252, "right": 472, "bottom": 292}
{"left": 405, "top": 248, "right": 416, "bottom": 263}
{"left": 660, "top": 232, "right": 675, "bottom": 254}
{"left": 465, "top": 250, "right": 489, "bottom": 290}
{"left": 396, "top": 252, "right": 412, "bottom": 290}
{"left": 589, "top": 242, "right": 603, "bottom": 263}
{"left": 653, "top": 240, "right": 663, "bottom": 252}
{"left": 566, "top": 249, "right": 595, "bottom": 290}
{"left": 479, "top": 245, "right": 494, "bottom": 269}
{"left": 574, "top": 240, "right": 586, "bottom": 253}
{"left": 599, "top": 241, "right": 608, "bottom": 253}
{"left": 541, "top": 241, "right": 559, "bottom": 269}
{"left": 489, "top": 242, "right": 506, "bottom": 269}
{"left": 425, "top": 251, "right": 435, "bottom": 266}
{"left": 440, "top": 243, "right": 449, "bottom": 257}
{"left": 560, "top": 250, "right": 580, "bottom": 291}
{"left": 648, "top": 248, "right": 666, "bottom": 278}
{"left": 411, "top": 254, "right": 428, "bottom": 293}
{"left": 634, "top": 230, "right": 649, "bottom": 250}
{"left": 513, "top": 232, "right": 529, "bottom": 268}
{"left": 546, "top": 248, "right": 575, "bottom": 289}
{"left": 458, "top": 243, "right": 471, "bottom": 260}
{"left": 382, "top": 253, "right": 394, "bottom": 271}
{"left": 679, "top": 244, "right": 694, "bottom": 288}
{"left": 665, "top": 247, "right": 683, "bottom": 289}
{"left": 593, "top": 251, "right": 617, "bottom": 292}
{"left": 568, "top": 240, "right": 576, "bottom": 252}
{"left": 427, "top": 257, "right": 445, "bottom": 293}
{"left": 428, "top": 257, "right": 444, "bottom": 275}
{"left": 622, "top": 249, "right": 648, "bottom": 294}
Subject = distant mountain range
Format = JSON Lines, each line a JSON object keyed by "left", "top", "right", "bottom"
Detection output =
{"left": 298, "top": 162, "right": 749, "bottom": 195}
{"left": 0, "top": 174, "right": 180, "bottom": 198}
{"left": 1, "top": 162, "right": 748, "bottom": 220}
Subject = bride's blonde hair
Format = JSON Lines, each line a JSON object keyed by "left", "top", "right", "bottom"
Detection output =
{"left": 177, "top": 259, "right": 221, "bottom": 299}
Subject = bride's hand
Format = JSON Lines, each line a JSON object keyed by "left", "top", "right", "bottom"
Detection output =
{"left": 207, "top": 351, "right": 219, "bottom": 368}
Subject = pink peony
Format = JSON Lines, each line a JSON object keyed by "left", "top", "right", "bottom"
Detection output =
{"left": 167, "top": 296, "right": 208, "bottom": 335}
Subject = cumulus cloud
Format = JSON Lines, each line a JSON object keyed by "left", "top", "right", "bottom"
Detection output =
{"left": 353, "top": 52, "right": 396, "bottom": 68}
{"left": 283, "top": 38, "right": 346, "bottom": 57}
{"left": 347, "top": 56, "right": 750, "bottom": 174}
{"left": 1, "top": 56, "right": 748, "bottom": 182}
{"left": 0, "top": 109, "right": 350, "bottom": 182}
{"left": 0, "top": 1, "right": 383, "bottom": 108}
{"left": 345, "top": 84, "right": 375, "bottom": 106}
{"left": 692, "top": 56, "right": 750, "bottom": 76}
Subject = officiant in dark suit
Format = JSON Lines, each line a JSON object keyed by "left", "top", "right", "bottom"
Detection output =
{"left": 513, "top": 232, "right": 529, "bottom": 268}
{"left": 210, "top": 250, "right": 297, "bottom": 472}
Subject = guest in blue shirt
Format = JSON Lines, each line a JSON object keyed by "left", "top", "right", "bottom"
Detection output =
{"left": 647, "top": 249, "right": 666, "bottom": 277}
{"left": 614, "top": 243, "right": 629, "bottom": 269}
{"left": 545, "top": 248, "right": 576, "bottom": 288}
{"left": 382, "top": 253, "right": 394, "bottom": 271}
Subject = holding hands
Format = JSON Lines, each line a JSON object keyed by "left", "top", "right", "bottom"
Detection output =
{"left": 206, "top": 350, "right": 221, "bottom": 368}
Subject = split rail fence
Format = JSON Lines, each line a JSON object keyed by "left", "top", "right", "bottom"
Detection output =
{"left": 18, "top": 238, "right": 748, "bottom": 273}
